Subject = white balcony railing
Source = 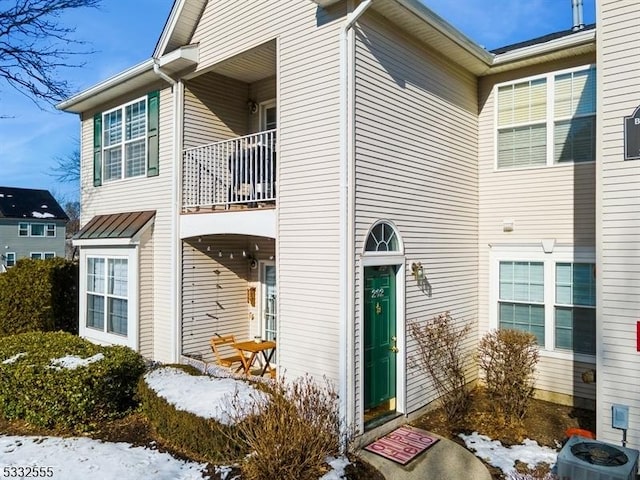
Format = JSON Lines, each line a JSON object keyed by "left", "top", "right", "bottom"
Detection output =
{"left": 182, "top": 129, "right": 276, "bottom": 210}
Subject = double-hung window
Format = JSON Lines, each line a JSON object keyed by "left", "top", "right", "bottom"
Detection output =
{"left": 87, "top": 257, "right": 129, "bottom": 336}
{"left": 18, "top": 223, "right": 28, "bottom": 236}
{"left": 496, "top": 65, "right": 596, "bottom": 169}
{"left": 555, "top": 263, "right": 596, "bottom": 355}
{"left": 5, "top": 253, "right": 15, "bottom": 267}
{"left": 103, "top": 98, "right": 147, "bottom": 181}
{"left": 46, "top": 224, "right": 56, "bottom": 237}
{"left": 80, "top": 247, "right": 138, "bottom": 349}
{"left": 498, "top": 261, "right": 545, "bottom": 345}
{"left": 493, "top": 247, "right": 596, "bottom": 357}
{"left": 93, "top": 91, "right": 159, "bottom": 186}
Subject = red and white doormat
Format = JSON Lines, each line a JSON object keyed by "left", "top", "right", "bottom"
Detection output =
{"left": 364, "top": 426, "right": 439, "bottom": 465}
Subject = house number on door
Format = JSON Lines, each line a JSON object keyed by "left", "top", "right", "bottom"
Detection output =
{"left": 371, "top": 288, "right": 385, "bottom": 298}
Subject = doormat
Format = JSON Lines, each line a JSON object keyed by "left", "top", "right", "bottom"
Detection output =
{"left": 364, "top": 426, "right": 439, "bottom": 465}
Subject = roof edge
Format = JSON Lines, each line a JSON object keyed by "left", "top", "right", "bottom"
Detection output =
{"left": 56, "top": 59, "right": 155, "bottom": 112}
{"left": 395, "top": 0, "right": 494, "bottom": 66}
{"left": 491, "top": 26, "right": 596, "bottom": 68}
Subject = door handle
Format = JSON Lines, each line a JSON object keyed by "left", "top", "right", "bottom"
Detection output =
{"left": 390, "top": 336, "right": 398, "bottom": 353}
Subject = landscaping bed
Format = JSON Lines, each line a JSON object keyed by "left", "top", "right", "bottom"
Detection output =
{"left": 412, "top": 387, "right": 596, "bottom": 479}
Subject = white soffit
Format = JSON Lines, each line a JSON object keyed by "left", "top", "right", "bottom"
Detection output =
{"left": 154, "top": 0, "right": 207, "bottom": 58}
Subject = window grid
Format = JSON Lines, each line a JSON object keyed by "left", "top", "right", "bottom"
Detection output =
{"left": 46, "top": 224, "right": 56, "bottom": 237}
{"left": 496, "top": 65, "right": 596, "bottom": 169}
{"left": 18, "top": 223, "right": 28, "bottom": 236}
{"left": 102, "top": 98, "right": 146, "bottom": 182}
{"left": 498, "top": 261, "right": 545, "bottom": 346}
{"left": 86, "top": 257, "right": 128, "bottom": 336}
{"left": 554, "top": 263, "right": 596, "bottom": 355}
{"left": 365, "top": 222, "right": 400, "bottom": 252}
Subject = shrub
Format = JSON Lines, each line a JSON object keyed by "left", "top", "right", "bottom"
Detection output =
{"left": 0, "top": 258, "right": 78, "bottom": 336}
{"left": 409, "top": 312, "right": 472, "bottom": 422}
{"left": 478, "top": 329, "right": 539, "bottom": 424}
{"left": 229, "top": 375, "right": 344, "bottom": 480}
{"left": 137, "top": 365, "right": 246, "bottom": 463}
{"left": 0, "top": 331, "right": 145, "bottom": 431}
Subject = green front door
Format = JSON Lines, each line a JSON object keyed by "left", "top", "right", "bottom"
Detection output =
{"left": 364, "top": 265, "right": 397, "bottom": 415}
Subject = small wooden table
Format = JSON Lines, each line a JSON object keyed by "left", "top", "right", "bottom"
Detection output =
{"left": 233, "top": 340, "right": 276, "bottom": 377}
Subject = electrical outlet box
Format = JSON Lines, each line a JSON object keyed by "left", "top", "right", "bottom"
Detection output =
{"left": 613, "top": 404, "right": 630, "bottom": 430}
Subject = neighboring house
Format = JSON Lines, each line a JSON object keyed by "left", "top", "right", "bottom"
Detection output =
{"left": 56, "top": 0, "right": 639, "bottom": 447}
{"left": 0, "top": 186, "right": 69, "bottom": 270}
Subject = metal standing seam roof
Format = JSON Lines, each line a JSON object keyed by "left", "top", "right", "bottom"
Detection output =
{"left": 74, "top": 211, "right": 156, "bottom": 240}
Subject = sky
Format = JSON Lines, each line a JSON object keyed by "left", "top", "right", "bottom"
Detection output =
{"left": 0, "top": 361, "right": 560, "bottom": 479}
{"left": 0, "top": 0, "right": 596, "bottom": 205}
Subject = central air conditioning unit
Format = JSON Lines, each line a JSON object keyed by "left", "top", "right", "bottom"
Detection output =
{"left": 557, "top": 435, "right": 639, "bottom": 480}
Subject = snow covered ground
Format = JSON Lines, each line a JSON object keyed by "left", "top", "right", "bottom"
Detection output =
{"left": 0, "top": 365, "right": 349, "bottom": 480}
{"left": 460, "top": 432, "right": 559, "bottom": 478}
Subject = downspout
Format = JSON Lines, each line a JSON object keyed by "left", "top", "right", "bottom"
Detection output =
{"left": 340, "top": 0, "right": 372, "bottom": 440}
{"left": 152, "top": 60, "right": 182, "bottom": 363}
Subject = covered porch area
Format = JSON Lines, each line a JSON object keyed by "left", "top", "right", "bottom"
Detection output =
{"left": 180, "top": 233, "right": 276, "bottom": 374}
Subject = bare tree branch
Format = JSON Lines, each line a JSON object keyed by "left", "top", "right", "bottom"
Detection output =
{"left": 50, "top": 142, "right": 80, "bottom": 184}
{"left": 0, "top": 0, "right": 100, "bottom": 108}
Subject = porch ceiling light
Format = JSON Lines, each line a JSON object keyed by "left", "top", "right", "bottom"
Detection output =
{"left": 411, "top": 262, "right": 425, "bottom": 281}
{"left": 247, "top": 99, "right": 258, "bottom": 114}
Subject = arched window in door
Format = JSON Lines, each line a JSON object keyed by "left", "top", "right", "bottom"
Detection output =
{"left": 365, "top": 221, "right": 402, "bottom": 253}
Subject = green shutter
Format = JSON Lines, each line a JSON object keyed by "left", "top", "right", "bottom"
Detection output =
{"left": 147, "top": 90, "right": 159, "bottom": 177}
{"left": 93, "top": 113, "right": 102, "bottom": 187}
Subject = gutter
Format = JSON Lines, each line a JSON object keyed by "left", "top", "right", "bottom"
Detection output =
{"left": 340, "top": 0, "right": 372, "bottom": 442}
{"left": 151, "top": 61, "right": 182, "bottom": 364}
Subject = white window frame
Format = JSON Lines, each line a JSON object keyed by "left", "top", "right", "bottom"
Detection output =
{"left": 5, "top": 252, "right": 15, "bottom": 267}
{"left": 102, "top": 96, "right": 148, "bottom": 183}
{"left": 18, "top": 223, "right": 28, "bottom": 236}
{"left": 494, "top": 64, "right": 596, "bottom": 171}
{"left": 79, "top": 247, "right": 138, "bottom": 349}
{"left": 259, "top": 99, "right": 277, "bottom": 132}
{"left": 30, "top": 252, "right": 44, "bottom": 260}
{"left": 44, "top": 252, "right": 55, "bottom": 259}
{"left": 46, "top": 224, "right": 56, "bottom": 237}
{"left": 489, "top": 244, "right": 595, "bottom": 362}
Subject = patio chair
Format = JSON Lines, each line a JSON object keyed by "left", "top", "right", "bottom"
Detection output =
{"left": 210, "top": 334, "right": 246, "bottom": 373}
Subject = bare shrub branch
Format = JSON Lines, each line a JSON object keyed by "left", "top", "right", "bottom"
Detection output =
{"left": 224, "top": 375, "right": 350, "bottom": 480}
{"left": 478, "top": 329, "right": 539, "bottom": 424}
{"left": 409, "top": 311, "right": 472, "bottom": 422}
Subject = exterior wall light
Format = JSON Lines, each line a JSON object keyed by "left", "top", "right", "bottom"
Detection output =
{"left": 411, "top": 262, "right": 424, "bottom": 281}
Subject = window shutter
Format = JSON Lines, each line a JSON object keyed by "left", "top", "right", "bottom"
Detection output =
{"left": 93, "top": 113, "right": 103, "bottom": 186}
{"left": 147, "top": 90, "right": 160, "bottom": 177}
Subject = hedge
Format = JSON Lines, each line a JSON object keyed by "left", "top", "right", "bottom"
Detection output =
{"left": 137, "top": 365, "right": 246, "bottom": 463}
{"left": 0, "top": 258, "right": 78, "bottom": 336}
{"left": 0, "top": 331, "right": 145, "bottom": 431}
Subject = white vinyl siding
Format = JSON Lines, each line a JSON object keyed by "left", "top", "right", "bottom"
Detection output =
{"left": 354, "top": 12, "right": 479, "bottom": 417}
{"left": 79, "top": 85, "right": 171, "bottom": 361}
{"left": 597, "top": 0, "right": 640, "bottom": 448}
{"left": 496, "top": 65, "right": 596, "bottom": 169}
{"left": 478, "top": 54, "right": 596, "bottom": 406}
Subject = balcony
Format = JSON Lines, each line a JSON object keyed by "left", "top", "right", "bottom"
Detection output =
{"left": 182, "top": 129, "right": 276, "bottom": 212}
